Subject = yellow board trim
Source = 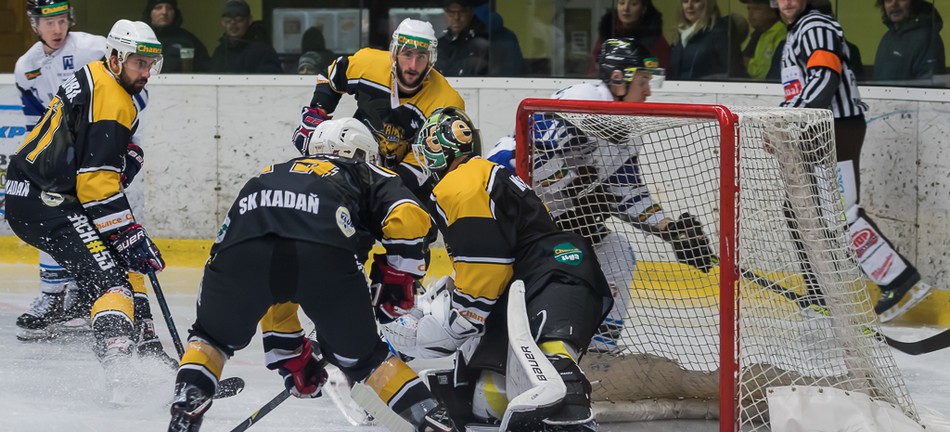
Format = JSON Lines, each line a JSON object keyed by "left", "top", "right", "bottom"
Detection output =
{"left": 0, "top": 236, "right": 946, "bottom": 327}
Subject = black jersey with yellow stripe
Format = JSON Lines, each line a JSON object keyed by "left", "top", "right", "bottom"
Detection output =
{"left": 10, "top": 60, "right": 139, "bottom": 235}
{"left": 213, "top": 154, "right": 433, "bottom": 277}
{"left": 429, "top": 157, "right": 610, "bottom": 332}
{"left": 310, "top": 48, "right": 465, "bottom": 169}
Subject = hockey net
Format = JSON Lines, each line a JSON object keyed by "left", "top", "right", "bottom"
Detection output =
{"left": 514, "top": 100, "right": 917, "bottom": 431}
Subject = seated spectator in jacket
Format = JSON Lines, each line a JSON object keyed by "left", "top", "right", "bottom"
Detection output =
{"left": 873, "top": 0, "right": 945, "bottom": 82}
{"left": 590, "top": 0, "right": 671, "bottom": 77}
{"left": 143, "top": 0, "right": 209, "bottom": 73}
{"left": 210, "top": 0, "right": 282, "bottom": 74}
{"left": 298, "top": 51, "right": 325, "bottom": 75}
{"left": 740, "top": 0, "right": 785, "bottom": 81}
{"left": 670, "top": 0, "right": 746, "bottom": 80}
{"left": 436, "top": 0, "right": 525, "bottom": 77}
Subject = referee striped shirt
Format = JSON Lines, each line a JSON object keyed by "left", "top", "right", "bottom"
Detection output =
{"left": 781, "top": 8, "right": 867, "bottom": 118}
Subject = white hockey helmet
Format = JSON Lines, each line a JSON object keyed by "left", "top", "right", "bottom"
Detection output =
{"left": 309, "top": 118, "right": 380, "bottom": 165}
{"left": 390, "top": 19, "right": 437, "bottom": 85}
{"left": 106, "top": 19, "right": 163, "bottom": 75}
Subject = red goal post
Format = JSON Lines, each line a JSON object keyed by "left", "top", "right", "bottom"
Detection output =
{"left": 512, "top": 98, "right": 917, "bottom": 431}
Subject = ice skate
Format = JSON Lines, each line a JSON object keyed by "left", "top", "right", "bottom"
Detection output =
{"left": 877, "top": 282, "right": 934, "bottom": 323}
{"left": 16, "top": 291, "right": 66, "bottom": 341}
{"left": 168, "top": 382, "right": 212, "bottom": 432}
{"left": 135, "top": 318, "right": 179, "bottom": 369}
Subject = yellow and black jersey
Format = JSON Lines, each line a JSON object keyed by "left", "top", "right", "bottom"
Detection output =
{"left": 213, "top": 154, "right": 434, "bottom": 277}
{"left": 429, "top": 157, "right": 610, "bottom": 333}
{"left": 9, "top": 60, "right": 139, "bottom": 235}
{"left": 310, "top": 48, "right": 465, "bottom": 169}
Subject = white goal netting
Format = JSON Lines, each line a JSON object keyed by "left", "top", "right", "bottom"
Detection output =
{"left": 515, "top": 101, "right": 917, "bottom": 431}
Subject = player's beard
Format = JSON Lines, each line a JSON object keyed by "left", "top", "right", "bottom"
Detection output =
{"left": 118, "top": 69, "right": 148, "bottom": 95}
{"left": 396, "top": 64, "right": 426, "bottom": 93}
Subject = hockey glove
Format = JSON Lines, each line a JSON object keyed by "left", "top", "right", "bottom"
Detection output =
{"left": 274, "top": 338, "right": 328, "bottom": 399}
{"left": 660, "top": 213, "right": 714, "bottom": 272}
{"left": 292, "top": 106, "right": 331, "bottom": 155}
{"left": 369, "top": 254, "right": 417, "bottom": 324}
{"left": 121, "top": 143, "right": 144, "bottom": 188}
{"left": 110, "top": 224, "right": 166, "bottom": 274}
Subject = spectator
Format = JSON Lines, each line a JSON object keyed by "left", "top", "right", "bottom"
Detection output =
{"left": 209, "top": 0, "right": 282, "bottom": 74}
{"left": 873, "top": 0, "right": 945, "bottom": 82}
{"left": 473, "top": 2, "right": 525, "bottom": 76}
{"left": 590, "top": 0, "right": 671, "bottom": 77}
{"left": 297, "top": 51, "right": 324, "bottom": 75}
{"left": 740, "top": 0, "right": 785, "bottom": 81}
{"left": 670, "top": 0, "right": 746, "bottom": 80}
{"left": 436, "top": 0, "right": 525, "bottom": 77}
{"left": 142, "top": 0, "right": 209, "bottom": 73}
{"left": 299, "top": 26, "right": 335, "bottom": 73}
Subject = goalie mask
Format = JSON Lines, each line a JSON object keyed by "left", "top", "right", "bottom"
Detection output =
{"left": 107, "top": 19, "right": 164, "bottom": 75}
{"left": 598, "top": 38, "right": 665, "bottom": 88}
{"left": 309, "top": 118, "right": 380, "bottom": 165}
{"left": 413, "top": 107, "right": 480, "bottom": 181}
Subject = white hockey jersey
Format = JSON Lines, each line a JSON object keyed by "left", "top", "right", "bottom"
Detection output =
{"left": 14, "top": 32, "right": 107, "bottom": 129}
{"left": 487, "top": 81, "right": 667, "bottom": 241}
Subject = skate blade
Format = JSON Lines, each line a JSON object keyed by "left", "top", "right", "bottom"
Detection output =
{"left": 879, "top": 283, "right": 934, "bottom": 323}
{"left": 16, "top": 328, "right": 55, "bottom": 342}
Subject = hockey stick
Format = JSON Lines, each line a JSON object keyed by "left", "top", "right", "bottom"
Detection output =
{"left": 146, "top": 270, "right": 245, "bottom": 399}
{"left": 880, "top": 329, "right": 950, "bottom": 356}
{"left": 228, "top": 389, "right": 291, "bottom": 432}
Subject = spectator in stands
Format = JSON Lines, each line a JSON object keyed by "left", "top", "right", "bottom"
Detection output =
{"left": 740, "top": 0, "right": 785, "bottom": 81}
{"left": 590, "top": 0, "right": 670, "bottom": 77}
{"left": 209, "top": 0, "right": 282, "bottom": 74}
{"left": 297, "top": 51, "right": 322, "bottom": 75}
{"left": 436, "top": 0, "right": 525, "bottom": 77}
{"left": 142, "top": 0, "right": 209, "bottom": 73}
{"left": 873, "top": 0, "right": 945, "bottom": 82}
{"left": 669, "top": 0, "right": 746, "bottom": 80}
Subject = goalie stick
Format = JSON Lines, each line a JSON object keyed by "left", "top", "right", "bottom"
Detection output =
{"left": 146, "top": 271, "right": 245, "bottom": 399}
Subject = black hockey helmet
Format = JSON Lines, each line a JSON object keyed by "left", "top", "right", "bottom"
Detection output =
{"left": 27, "top": 0, "right": 70, "bottom": 18}
{"left": 597, "top": 38, "right": 664, "bottom": 85}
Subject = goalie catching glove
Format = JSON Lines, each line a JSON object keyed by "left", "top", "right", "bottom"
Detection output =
{"left": 292, "top": 106, "right": 332, "bottom": 155}
{"left": 110, "top": 224, "right": 165, "bottom": 274}
{"left": 660, "top": 213, "right": 714, "bottom": 272}
{"left": 381, "top": 279, "right": 479, "bottom": 359}
{"left": 369, "top": 254, "right": 418, "bottom": 324}
{"left": 270, "top": 338, "right": 328, "bottom": 399}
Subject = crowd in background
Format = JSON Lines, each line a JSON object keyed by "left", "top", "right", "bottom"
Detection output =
{"left": 136, "top": 0, "right": 946, "bottom": 86}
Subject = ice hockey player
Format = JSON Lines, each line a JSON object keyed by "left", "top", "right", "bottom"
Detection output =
{"left": 291, "top": 18, "right": 465, "bottom": 201}
{"left": 487, "top": 38, "right": 714, "bottom": 352}
{"left": 5, "top": 19, "right": 169, "bottom": 373}
{"left": 382, "top": 107, "right": 613, "bottom": 431}
{"left": 13, "top": 1, "right": 162, "bottom": 353}
{"left": 168, "top": 118, "right": 456, "bottom": 432}
{"left": 777, "top": 0, "right": 931, "bottom": 321}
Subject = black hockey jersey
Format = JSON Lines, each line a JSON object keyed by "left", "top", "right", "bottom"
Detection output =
{"left": 310, "top": 48, "right": 465, "bottom": 170}
{"left": 213, "top": 155, "right": 433, "bottom": 277}
{"left": 9, "top": 60, "right": 140, "bottom": 235}
{"left": 428, "top": 157, "right": 611, "bottom": 332}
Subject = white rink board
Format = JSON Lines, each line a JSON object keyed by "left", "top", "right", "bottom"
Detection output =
{"left": 0, "top": 75, "right": 949, "bottom": 287}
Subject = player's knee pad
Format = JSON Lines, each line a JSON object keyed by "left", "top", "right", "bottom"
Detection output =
{"left": 363, "top": 355, "right": 439, "bottom": 426}
{"left": 472, "top": 369, "right": 508, "bottom": 423}
{"left": 91, "top": 285, "right": 134, "bottom": 338}
{"left": 178, "top": 337, "right": 228, "bottom": 396}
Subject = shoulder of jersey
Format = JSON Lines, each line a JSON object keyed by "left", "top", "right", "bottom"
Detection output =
{"left": 69, "top": 32, "right": 108, "bottom": 58}
{"left": 345, "top": 48, "right": 391, "bottom": 84}
{"left": 14, "top": 43, "right": 45, "bottom": 75}
{"left": 553, "top": 82, "right": 610, "bottom": 102}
